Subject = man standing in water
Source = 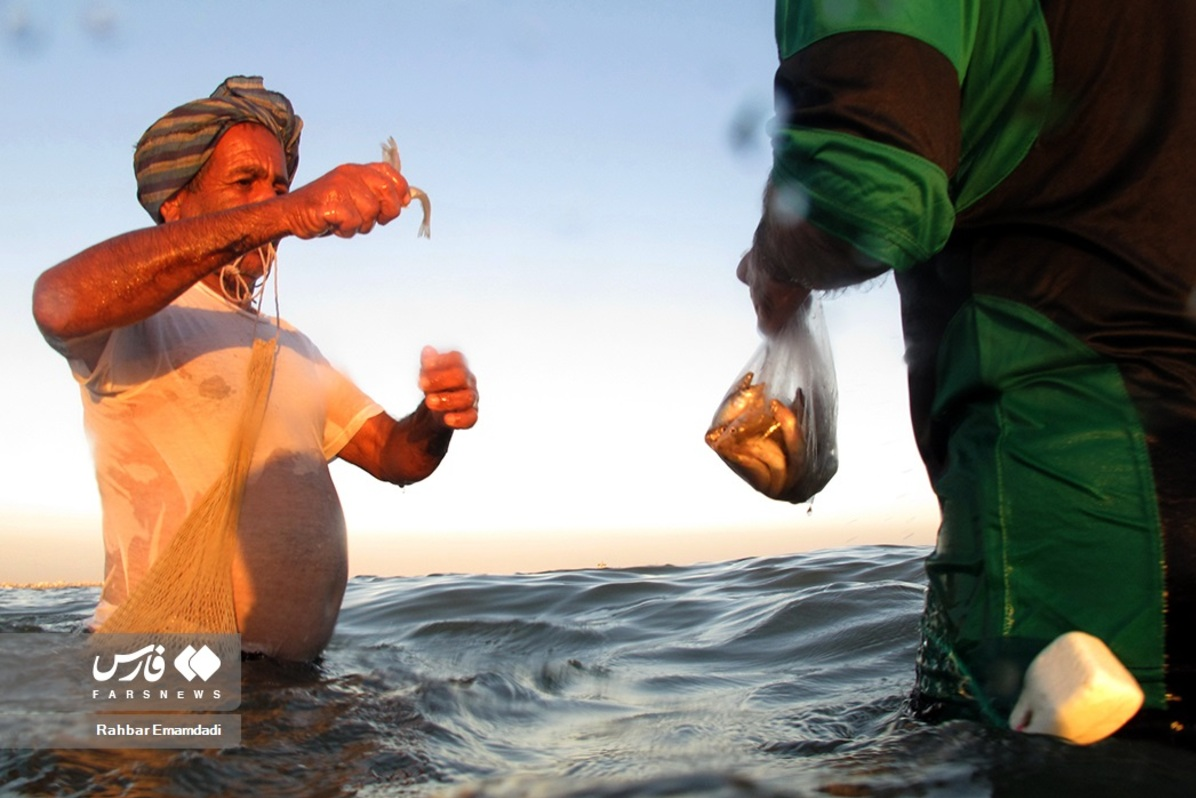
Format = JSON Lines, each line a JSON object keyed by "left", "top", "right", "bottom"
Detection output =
{"left": 32, "top": 76, "right": 479, "bottom": 661}
{"left": 738, "top": 3, "right": 1196, "bottom": 739}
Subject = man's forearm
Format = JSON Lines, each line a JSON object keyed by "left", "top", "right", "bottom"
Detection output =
{"left": 384, "top": 404, "right": 454, "bottom": 486}
{"left": 341, "top": 407, "right": 454, "bottom": 488}
{"left": 32, "top": 199, "right": 290, "bottom": 342}
{"left": 752, "top": 180, "right": 886, "bottom": 291}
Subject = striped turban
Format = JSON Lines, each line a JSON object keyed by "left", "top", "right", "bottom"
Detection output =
{"left": 133, "top": 76, "right": 303, "bottom": 223}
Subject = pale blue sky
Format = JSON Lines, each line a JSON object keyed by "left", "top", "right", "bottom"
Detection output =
{"left": 1, "top": 1, "right": 937, "bottom": 582}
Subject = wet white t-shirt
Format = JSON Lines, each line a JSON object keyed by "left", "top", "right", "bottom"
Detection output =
{"left": 59, "top": 283, "right": 382, "bottom": 655}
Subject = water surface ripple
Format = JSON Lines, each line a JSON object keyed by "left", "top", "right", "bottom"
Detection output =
{"left": 2, "top": 545, "right": 1194, "bottom": 796}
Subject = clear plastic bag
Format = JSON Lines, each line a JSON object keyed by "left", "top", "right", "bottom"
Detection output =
{"left": 705, "top": 294, "right": 838, "bottom": 503}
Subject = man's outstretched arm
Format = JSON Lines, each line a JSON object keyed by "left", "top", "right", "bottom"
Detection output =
{"left": 33, "top": 161, "right": 410, "bottom": 344}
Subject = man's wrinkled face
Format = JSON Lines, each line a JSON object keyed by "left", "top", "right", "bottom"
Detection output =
{"left": 160, "top": 122, "right": 290, "bottom": 286}
{"left": 167, "top": 122, "right": 290, "bottom": 218}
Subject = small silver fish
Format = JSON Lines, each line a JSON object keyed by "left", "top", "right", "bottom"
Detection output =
{"left": 381, "top": 136, "right": 431, "bottom": 238}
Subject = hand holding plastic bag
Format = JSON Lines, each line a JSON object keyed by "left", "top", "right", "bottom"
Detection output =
{"left": 705, "top": 294, "right": 838, "bottom": 503}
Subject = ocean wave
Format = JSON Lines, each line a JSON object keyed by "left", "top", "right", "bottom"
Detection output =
{"left": 3, "top": 545, "right": 1196, "bottom": 796}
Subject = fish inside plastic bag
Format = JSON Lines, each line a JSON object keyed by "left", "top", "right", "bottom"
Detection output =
{"left": 705, "top": 294, "right": 838, "bottom": 503}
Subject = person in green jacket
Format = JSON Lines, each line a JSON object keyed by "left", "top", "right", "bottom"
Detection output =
{"left": 738, "top": 1, "right": 1196, "bottom": 740}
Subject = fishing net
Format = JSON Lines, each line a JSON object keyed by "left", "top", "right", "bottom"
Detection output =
{"left": 96, "top": 332, "right": 277, "bottom": 636}
{"left": 96, "top": 245, "right": 281, "bottom": 637}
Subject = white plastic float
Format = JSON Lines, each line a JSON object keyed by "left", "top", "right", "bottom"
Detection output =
{"left": 1009, "top": 630, "right": 1144, "bottom": 745}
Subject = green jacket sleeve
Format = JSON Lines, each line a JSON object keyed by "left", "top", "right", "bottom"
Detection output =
{"left": 771, "top": 0, "right": 1052, "bottom": 269}
{"left": 771, "top": 0, "right": 971, "bottom": 270}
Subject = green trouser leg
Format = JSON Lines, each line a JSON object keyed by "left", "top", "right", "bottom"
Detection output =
{"left": 914, "top": 295, "right": 1167, "bottom": 723}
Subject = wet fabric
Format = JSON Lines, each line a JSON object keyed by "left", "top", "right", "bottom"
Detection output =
{"left": 133, "top": 76, "right": 303, "bottom": 223}
{"left": 57, "top": 283, "right": 380, "bottom": 653}
{"left": 770, "top": 0, "right": 1196, "bottom": 724}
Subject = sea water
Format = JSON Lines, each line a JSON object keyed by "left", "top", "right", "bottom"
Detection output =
{"left": 2, "top": 544, "right": 1195, "bottom": 796}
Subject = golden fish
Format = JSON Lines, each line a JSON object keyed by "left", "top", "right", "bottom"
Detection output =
{"left": 705, "top": 372, "right": 806, "bottom": 500}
